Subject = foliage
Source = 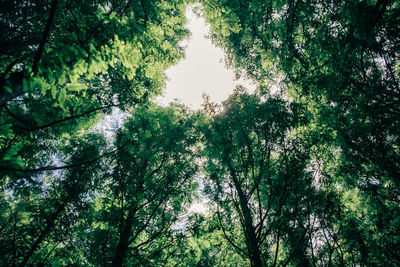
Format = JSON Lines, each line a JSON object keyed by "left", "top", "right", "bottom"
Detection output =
{"left": 200, "top": 0, "right": 400, "bottom": 265}
{"left": 200, "top": 89, "right": 325, "bottom": 266}
{"left": 0, "top": 0, "right": 189, "bottom": 175}
{"left": 1, "top": 0, "right": 399, "bottom": 266}
{"left": 86, "top": 104, "right": 199, "bottom": 266}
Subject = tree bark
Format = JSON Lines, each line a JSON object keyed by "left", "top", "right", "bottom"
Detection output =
{"left": 228, "top": 162, "right": 263, "bottom": 267}
{"left": 111, "top": 211, "right": 134, "bottom": 267}
{"left": 20, "top": 200, "right": 66, "bottom": 267}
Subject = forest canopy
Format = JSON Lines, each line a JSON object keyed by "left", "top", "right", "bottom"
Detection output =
{"left": 0, "top": 0, "right": 399, "bottom": 266}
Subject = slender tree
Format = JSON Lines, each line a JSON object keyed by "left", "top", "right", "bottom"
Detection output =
{"left": 83, "top": 104, "right": 199, "bottom": 266}
{"left": 200, "top": 89, "right": 320, "bottom": 266}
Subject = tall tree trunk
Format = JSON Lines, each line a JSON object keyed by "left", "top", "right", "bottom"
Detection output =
{"left": 111, "top": 211, "right": 134, "bottom": 267}
{"left": 229, "top": 163, "right": 263, "bottom": 267}
{"left": 20, "top": 200, "right": 66, "bottom": 266}
{"left": 273, "top": 227, "right": 281, "bottom": 267}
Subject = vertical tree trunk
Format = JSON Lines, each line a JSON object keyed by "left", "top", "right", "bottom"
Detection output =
{"left": 111, "top": 212, "right": 133, "bottom": 267}
{"left": 229, "top": 164, "right": 263, "bottom": 267}
{"left": 273, "top": 227, "right": 281, "bottom": 267}
{"left": 237, "top": 187, "right": 263, "bottom": 267}
{"left": 20, "top": 200, "right": 66, "bottom": 266}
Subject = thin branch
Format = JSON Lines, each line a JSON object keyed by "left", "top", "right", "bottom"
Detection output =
{"left": 10, "top": 102, "right": 121, "bottom": 132}
{"left": 127, "top": 198, "right": 164, "bottom": 246}
{"left": 273, "top": 227, "right": 281, "bottom": 267}
{"left": 255, "top": 196, "right": 273, "bottom": 238}
{"left": 32, "top": 0, "right": 59, "bottom": 74}
{"left": 0, "top": 58, "right": 20, "bottom": 80}
{"left": 1, "top": 141, "right": 130, "bottom": 173}
{"left": 216, "top": 207, "right": 248, "bottom": 258}
{"left": 132, "top": 212, "right": 170, "bottom": 250}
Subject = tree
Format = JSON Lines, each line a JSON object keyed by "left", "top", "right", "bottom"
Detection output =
{"left": 2, "top": 0, "right": 399, "bottom": 265}
{"left": 161, "top": 212, "right": 248, "bottom": 267}
{"left": 84, "top": 104, "right": 199, "bottom": 266}
{"left": 200, "top": 0, "right": 400, "bottom": 264}
{"left": 1, "top": 0, "right": 192, "bottom": 265}
{"left": 1, "top": 0, "right": 189, "bottom": 175}
{"left": 0, "top": 133, "right": 108, "bottom": 265}
{"left": 200, "top": 89, "right": 322, "bottom": 266}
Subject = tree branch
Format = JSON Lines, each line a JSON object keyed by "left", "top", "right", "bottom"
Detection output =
{"left": 10, "top": 102, "right": 121, "bottom": 132}
{"left": 0, "top": 141, "right": 129, "bottom": 173}
{"left": 216, "top": 207, "right": 248, "bottom": 258}
{"left": 32, "top": 0, "right": 59, "bottom": 74}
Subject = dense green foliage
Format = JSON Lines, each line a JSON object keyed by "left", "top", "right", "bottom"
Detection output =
{"left": 199, "top": 0, "right": 400, "bottom": 265}
{"left": 1, "top": 0, "right": 399, "bottom": 266}
{"left": 200, "top": 89, "right": 319, "bottom": 266}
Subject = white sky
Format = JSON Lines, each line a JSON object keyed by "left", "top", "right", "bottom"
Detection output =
{"left": 157, "top": 5, "right": 256, "bottom": 110}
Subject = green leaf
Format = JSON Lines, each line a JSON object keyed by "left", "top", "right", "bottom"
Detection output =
{"left": 51, "top": 85, "right": 57, "bottom": 98}
{"left": 4, "top": 86, "right": 12, "bottom": 93}
{"left": 3, "top": 143, "right": 23, "bottom": 161}
{"left": 58, "top": 73, "right": 67, "bottom": 85}
{"left": 66, "top": 83, "right": 87, "bottom": 91}
{"left": 22, "top": 79, "right": 29, "bottom": 92}
{"left": 59, "top": 87, "right": 67, "bottom": 106}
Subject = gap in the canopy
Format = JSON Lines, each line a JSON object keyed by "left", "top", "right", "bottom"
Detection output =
{"left": 156, "top": 4, "right": 256, "bottom": 110}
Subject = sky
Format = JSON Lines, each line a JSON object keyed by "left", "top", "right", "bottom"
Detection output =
{"left": 157, "top": 5, "right": 255, "bottom": 110}
{"left": 157, "top": 5, "right": 258, "bottom": 215}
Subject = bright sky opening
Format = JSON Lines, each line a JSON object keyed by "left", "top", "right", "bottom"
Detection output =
{"left": 157, "top": 5, "right": 256, "bottom": 110}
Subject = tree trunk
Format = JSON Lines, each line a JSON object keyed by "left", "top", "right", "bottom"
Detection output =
{"left": 20, "top": 200, "right": 66, "bottom": 266}
{"left": 111, "top": 211, "right": 134, "bottom": 267}
{"left": 238, "top": 187, "right": 263, "bottom": 267}
{"left": 229, "top": 164, "right": 263, "bottom": 267}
